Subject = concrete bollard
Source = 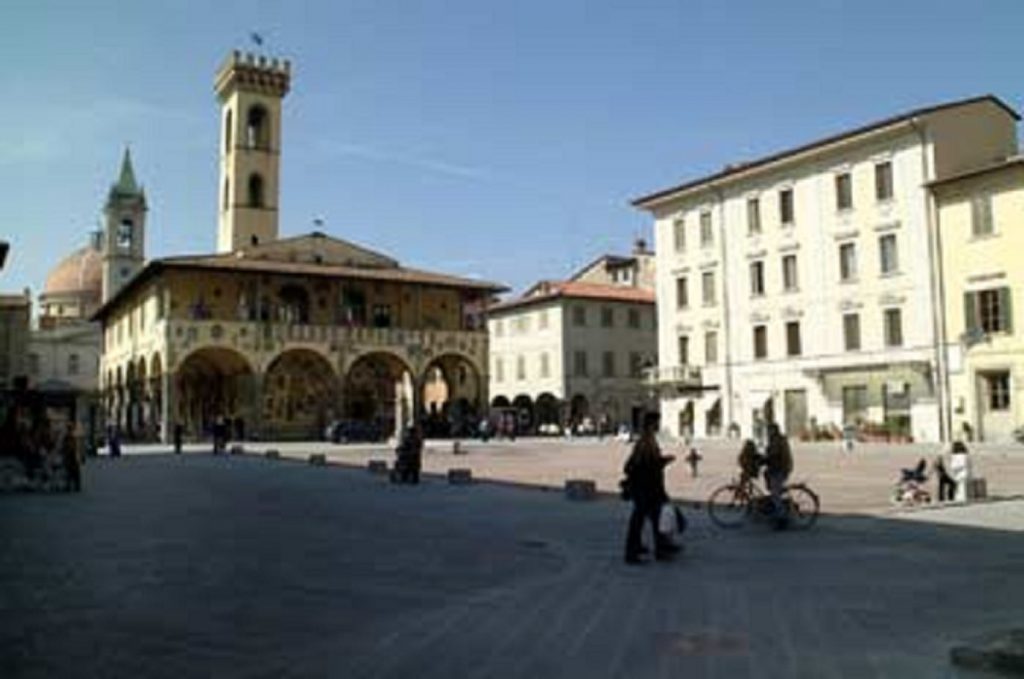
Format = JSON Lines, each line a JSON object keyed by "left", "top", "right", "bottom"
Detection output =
{"left": 265, "top": 449, "right": 280, "bottom": 459}
{"left": 448, "top": 468, "right": 472, "bottom": 485}
{"left": 229, "top": 444, "right": 245, "bottom": 455}
{"left": 309, "top": 453, "right": 327, "bottom": 466}
{"left": 564, "top": 479, "right": 597, "bottom": 501}
{"left": 367, "top": 459, "right": 389, "bottom": 474}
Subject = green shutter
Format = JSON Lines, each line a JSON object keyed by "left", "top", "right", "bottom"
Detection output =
{"left": 964, "top": 292, "right": 977, "bottom": 335}
{"left": 1001, "top": 287, "right": 1013, "bottom": 334}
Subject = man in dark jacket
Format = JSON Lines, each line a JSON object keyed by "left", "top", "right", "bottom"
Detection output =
{"left": 764, "top": 423, "right": 793, "bottom": 528}
{"left": 623, "top": 413, "right": 678, "bottom": 564}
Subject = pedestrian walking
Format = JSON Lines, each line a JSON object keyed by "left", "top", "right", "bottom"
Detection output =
{"left": 173, "top": 422, "right": 183, "bottom": 455}
{"left": 685, "top": 446, "right": 702, "bottom": 478}
{"left": 392, "top": 424, "right": 424, "bottom": 484}
{"left": 622, "top": 412, "right": 679, "bottom": 565}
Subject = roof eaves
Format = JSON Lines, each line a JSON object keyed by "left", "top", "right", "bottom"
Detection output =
{"left": 631, "top": 95, "right": 1020, "bottom": 209}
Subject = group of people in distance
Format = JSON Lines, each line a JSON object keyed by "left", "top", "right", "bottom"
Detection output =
{"left": 621, "top": 413, "right": 794, "bottom": 565}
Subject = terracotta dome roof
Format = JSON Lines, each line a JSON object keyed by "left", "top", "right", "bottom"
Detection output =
{"left": 43, "top": 245, "right": 103, "bottom": 297}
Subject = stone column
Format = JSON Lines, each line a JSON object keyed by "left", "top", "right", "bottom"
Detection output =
{"left": 238, "top": 373, "right": 263, "bottom": 441}
{"left": 159, "top": 370, "right": 176, "bottom": 444}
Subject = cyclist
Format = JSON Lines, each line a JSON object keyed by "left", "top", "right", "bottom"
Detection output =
{"left": 764, "top": 423, "right": 793, "bottom": 529}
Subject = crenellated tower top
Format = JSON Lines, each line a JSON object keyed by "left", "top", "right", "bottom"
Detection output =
{"left": 214, "top": 50, "right": 291, "bottom": 101}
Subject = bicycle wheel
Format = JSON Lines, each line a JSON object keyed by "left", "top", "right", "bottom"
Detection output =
{"left": 784, "top": 484, "right": 820, "bottom": 530}
{"left": 708, "top": 484, "right": 750, "bottom": 528}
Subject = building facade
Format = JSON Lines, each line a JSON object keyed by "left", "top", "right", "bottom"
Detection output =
{"left": 95, "top": 51, "right": 504, "bottom": 443}
{"left": 931, "top": 156, "right": 1024, "bottom": 442}
{"left": 634, "top": 96, "right": 1019, "bottom": 443}
{"left": 487, "top": 243, "right": 658, "bottom": 433}
{"left": 0, "top": 292, "right": 30, "bottom": 391}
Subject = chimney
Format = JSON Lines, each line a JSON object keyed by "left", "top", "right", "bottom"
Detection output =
{"left": 633, "top": 237, "right": 648, "bottom": 254}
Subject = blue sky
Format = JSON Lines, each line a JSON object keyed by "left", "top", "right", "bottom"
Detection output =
{"left": 2, "top": 0, "right": 1022, "bottom": 299}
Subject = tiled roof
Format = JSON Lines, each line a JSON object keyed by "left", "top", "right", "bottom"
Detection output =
{"left": 490, "top": 280, "right": 655, "bottom": 314}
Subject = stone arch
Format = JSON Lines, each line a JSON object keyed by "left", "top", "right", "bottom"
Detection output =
{"left": 262, "top": 348, "right": 338, "bottom": 440}
{"left": 570, "top": 394, "right": 590, "bottom": 429}
{"left": 419, "top": 352, "right": 484, "bottom": 438}
{"left": 512, "top": 394, "right": 534, "bottom": 432}
{"left": 175, "top": 346, "right": 255, "bottom": 439}
{"left": 535, "top": 392, "right": 560, "bottom": 428}
{"left": 246, "top": 104, "right": 269, "bottom": 149}
{"left": 343, "top": 351, "right": 416, "bottom": 440}
{"left": 248, "top": 173, "right": 265, "bottom": 208}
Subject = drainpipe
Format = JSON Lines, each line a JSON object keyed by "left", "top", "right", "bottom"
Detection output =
{"left": 911, "top": 117, "right": 951, "bottom": 442}
{"left": 714, "top": 183, "right": 735, "bottom": 435}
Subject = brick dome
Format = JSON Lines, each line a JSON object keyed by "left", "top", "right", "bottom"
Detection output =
{"left": 43, "top": 245, "right": 102, "bottom": 298}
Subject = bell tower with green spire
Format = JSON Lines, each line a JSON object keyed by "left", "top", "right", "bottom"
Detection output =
{"left": 102, "top": 147, "right": 147, "bottom": 303}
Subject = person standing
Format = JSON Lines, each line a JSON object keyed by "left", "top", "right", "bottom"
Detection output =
{"left": 949, "top": 441, "right": 972, "bottom": 502}
{"left": 622, "top": 413, "right": 678, "bottom": 564}
{"left": 934, "top": 454, "right": 956, "bottom": 502}
{"left": 764, "top": 423, "right": 794, "bottom": 529}
{"left": 173, "top": 422, "right": 183, "bottom": 455}
{"left": 60, "top": 422, "right": 82, "bottom": 492}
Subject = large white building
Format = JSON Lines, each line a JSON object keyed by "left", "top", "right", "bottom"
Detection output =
{"left": 633, "top": 96, "right": 1019, "bottom": 443}
{"left": 487, "top": 242, "right": 658, "bottom": 433}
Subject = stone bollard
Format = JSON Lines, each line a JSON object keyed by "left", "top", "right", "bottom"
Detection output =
{"left": 367, "top": 459, "right": 389, "bottom": 475}
{"left": 229, "top": 444, "right": 245, "bottom": 456}
{"left": 265, "top": 449, "right": 280, "bottom": 459}
{"left": 452, "top": 440, "right": 466, "bottom": 455}
{"left": 448, "top": 468, "right": 472, "bottom": 485}
{"left": 564, "top": 479, "right": 597, "bottom": 501}
{"left": 309, "top": 453, "right": 327, "bottom": 466}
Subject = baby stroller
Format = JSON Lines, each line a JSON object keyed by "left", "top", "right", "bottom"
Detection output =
{"left": 892, "top": 458, "right": 930, "bottom": 506}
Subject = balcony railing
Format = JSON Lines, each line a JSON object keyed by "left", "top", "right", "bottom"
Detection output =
{"left": 166, "top": 319, "right": 487, "bottom": 357}
{"left": 642, "top": 364, "right": 702, "bottom": 389}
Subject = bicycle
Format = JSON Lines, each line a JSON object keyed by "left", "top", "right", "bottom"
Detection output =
{"left": 707, "top": 475, "right": 820, "bottom": 530}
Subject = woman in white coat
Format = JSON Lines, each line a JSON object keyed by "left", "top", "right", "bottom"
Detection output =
{"left": 948, "top": 441, "right": 972, "bottom": 502}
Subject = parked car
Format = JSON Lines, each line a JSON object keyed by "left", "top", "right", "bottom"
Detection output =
{"left": 326, "top": 420, "right": 382, "bottom": 444}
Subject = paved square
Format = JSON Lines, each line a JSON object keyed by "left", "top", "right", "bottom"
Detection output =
{"left": 2, "top": 453, "right": 1023, "bottom": 677}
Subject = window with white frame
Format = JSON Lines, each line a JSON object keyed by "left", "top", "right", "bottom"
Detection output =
{"left": 700, "top": 211, "right": 713, "bottom": 247}
{"left": 673, "top": 217, "right": 686, "bottom": 251}
{"left": 879, "top": 233, "right": 899, "bottom": 275}
{"left": 678, "top": 335, "right": 689, "bottom": 365}
{"left": 835, "top": 172, "right": 853, "bottom": 211}
{"left": 676, "top": 277, "right": 688, "bottom": 310}
{"left": 875, "top": 161, "right": 893, "bottom": 201}
{"left": 750, "top": 260, "right": 765, "bottom": 297}
{"left": 753, "top": 325, "right": 767, "bottom": 360}
{"left": 779, "top": 188, "right": 795, "bottom": 226}
{"left": 839, "top": 242, "right": 857, "bottom": 282}
{"left": 702, "top": 271, "right": 716, "bottom": 306}
{"left": 971, "top": 195, "right": 994, "bottom": 237}
{"left": 843, "top": 313, "right": 861, "bottom": 351}
{"left": 747, "top": 197, "right": 761, "bottom": 235}
{"left": 782, "top": 254, "right": 798, "bottom": 291}
{"left": 884, "top": 308, "right": 903, "bottom": 347}
{"left": 705, "top": 331, "right": 718, "bottom": 364}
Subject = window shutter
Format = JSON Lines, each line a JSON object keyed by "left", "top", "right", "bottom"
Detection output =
{"left": 964, "top": 292, "right": 977, "bottom": 334}
{"left": 1001, "top": 287, "right": 1013, "bottom": 333}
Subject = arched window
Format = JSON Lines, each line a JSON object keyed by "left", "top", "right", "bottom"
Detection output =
{"left": 117, "top": 218, "right": 133, "bottom": 249}
{"left": 223, "top": 178, "right": 230, "bottom": 210}
{"left": 246, "top": 105, "right": 268, "bottom": 149}
{"left": 224, "top": 109, "right": 233, "bottom": 153}
{"left": 248, "top": 174, "right": 264, "bottom": 208}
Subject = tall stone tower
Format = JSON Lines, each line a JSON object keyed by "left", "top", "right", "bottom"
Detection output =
{"left": 102, "top": 148, "right": 147, "bottom": 303}
{"left": 214, "top": 50, "right": 291, "bottom": 253}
